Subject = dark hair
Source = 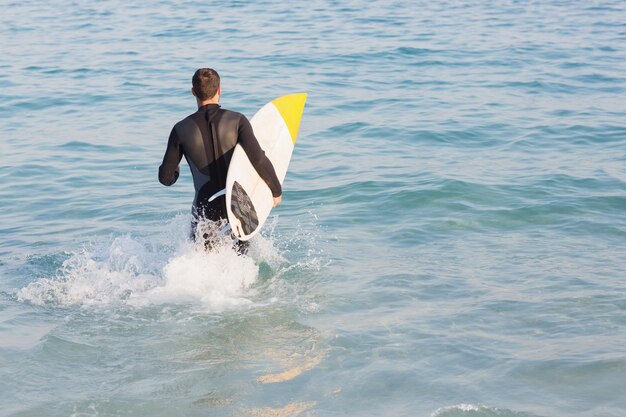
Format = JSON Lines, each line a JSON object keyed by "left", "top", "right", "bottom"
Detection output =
{"left": 192, "top": 68, "right": 220, "bottom": 100}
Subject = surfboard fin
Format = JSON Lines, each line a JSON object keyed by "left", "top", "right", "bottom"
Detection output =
{"left": 208, "top": 188, "right": 226, "bottom": 202}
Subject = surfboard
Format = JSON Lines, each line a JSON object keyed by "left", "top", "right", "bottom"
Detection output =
{"left": 224, "top": 93, "right": 307, "bottom": 241}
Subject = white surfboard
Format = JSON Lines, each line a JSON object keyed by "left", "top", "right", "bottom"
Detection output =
{"left": 225, "top": 93, "right": 307, "bottom": 241}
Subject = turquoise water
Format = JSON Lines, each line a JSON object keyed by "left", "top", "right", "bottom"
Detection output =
{"left": 1, "top": 1, "right": 626, "bottom": 416}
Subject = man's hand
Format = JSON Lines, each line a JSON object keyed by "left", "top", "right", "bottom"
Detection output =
{"left": 273, "top": 195, "right": 282, "bottom": 208}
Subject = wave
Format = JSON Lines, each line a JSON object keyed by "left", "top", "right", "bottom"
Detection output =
{"left": 432, "top": 403, "right": 543, "bottom": 417}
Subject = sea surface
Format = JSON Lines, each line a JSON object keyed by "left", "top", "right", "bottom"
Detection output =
{"left": 1, "top": 1, "right": 625, "bottom": 416}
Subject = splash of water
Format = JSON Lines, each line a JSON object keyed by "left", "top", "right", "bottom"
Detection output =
{"left": 16, "top": 216, "right": 264, "bottom": 312}
{"left": 16, "top": 213, "right": 325, "bottom": 314}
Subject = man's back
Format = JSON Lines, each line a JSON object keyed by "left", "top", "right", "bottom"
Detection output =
{"left": 159, "top": 103, "right": 281, "bottom": 222}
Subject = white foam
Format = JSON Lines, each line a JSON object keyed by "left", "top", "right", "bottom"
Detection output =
{"left": 431, "top": 404, "right": 489, "bottom": 417}
{"left": 135, "top": 241, "right": 258, "bottom": 312}
{"left": 16, "top": 235, "right": 159, "bottom": 307}
{"left": 16, "top": 215, "right": 269, "bottom": 312}
{"left": 17, "top": 213, "right": 325, "bottom": 314}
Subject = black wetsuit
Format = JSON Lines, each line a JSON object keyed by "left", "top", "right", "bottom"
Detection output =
{"left": 159, "top": 104, "right": 281, "bottom": 239}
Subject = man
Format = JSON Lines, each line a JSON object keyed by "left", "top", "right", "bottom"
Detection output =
{"left": 159, "top": 68, "right": 282, "bottom": 250}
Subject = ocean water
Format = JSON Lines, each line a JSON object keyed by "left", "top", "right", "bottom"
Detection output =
{"left": 1, "top": 0, "right": 625, "bottom": 416}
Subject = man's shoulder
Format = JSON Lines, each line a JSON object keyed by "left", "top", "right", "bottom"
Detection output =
{"left": 219, "top": 107, "right": 246, "bottom": 119}
{"left": 171, "top": 113, "right": 202, "bottom": 140}
{"left": 173, "top": 113, "right": 198, "bottom": 130}
{"left": 172, "top": 107, "right": 248, "bottom": 132}
{"left": 217, "top": 108, "right": 249, "bottom": 127}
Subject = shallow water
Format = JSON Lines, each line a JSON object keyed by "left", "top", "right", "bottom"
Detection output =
{"left": 1, "top": 1, "right": 626, "bottom": 416}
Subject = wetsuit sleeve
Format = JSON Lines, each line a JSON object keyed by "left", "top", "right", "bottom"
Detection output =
{"left": 158, "top": 127, "right": 182, "bottom": 186}
{"left": 238, "top": 115, "right": 282, "bottom": 197}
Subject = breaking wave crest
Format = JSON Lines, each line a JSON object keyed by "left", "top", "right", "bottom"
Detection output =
{"left": 431, "top": 404, "right": 544, "bottom": 417}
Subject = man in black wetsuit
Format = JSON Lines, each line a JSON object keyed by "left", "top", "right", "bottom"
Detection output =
{"left": 159, "top": 68, "right": 282, "bottom": 249}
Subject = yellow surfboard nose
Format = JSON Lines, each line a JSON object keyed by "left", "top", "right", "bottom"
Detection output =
{"left": 272, "top": 93, "right": 307, "bottom": 144}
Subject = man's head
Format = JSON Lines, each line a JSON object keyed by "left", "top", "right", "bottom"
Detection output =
{"left": 192, "top": 68, "right": 220, "bottom": 102}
